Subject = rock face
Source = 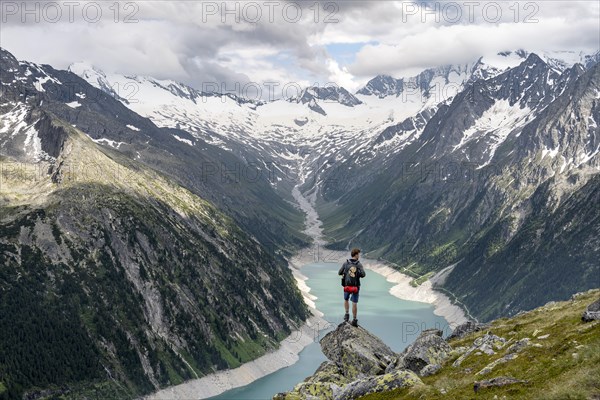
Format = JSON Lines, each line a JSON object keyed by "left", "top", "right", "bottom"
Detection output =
{"left": 581, "top": 298, "right": 600, "bottom": 322}
{"left": 396, "top": 329, "right": 451, "bottom": 376}
{"left": 320, "top": 323, "right": 397, "bottom": 379}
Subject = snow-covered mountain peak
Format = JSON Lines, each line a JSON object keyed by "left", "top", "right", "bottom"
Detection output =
{"left": 68, "top": 61, "right": 106, "bottom": 80}
{"left": 357, "top": 50, "right": 599, "bottom": 102}
{"left": 292, "top": 85, "right": 362, "bottom": 106}
{"left": 356, "top": 75, "right": 403, "bottom": 98}
{"left": 491, "top": 49, "right": 600, "bottom": 73}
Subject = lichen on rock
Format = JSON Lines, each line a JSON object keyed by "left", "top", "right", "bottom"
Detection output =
{"left": 335, "top": 369, "right": 424, "bottom": 400}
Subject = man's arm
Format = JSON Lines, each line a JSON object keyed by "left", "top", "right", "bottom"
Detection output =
{"left": 338, "top": 261, "right": 347, "bottom": 276}
{"left": 358, "top": 262, "right": 366, "bottom": 278}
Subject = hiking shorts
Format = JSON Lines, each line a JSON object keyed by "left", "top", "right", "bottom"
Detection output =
{"left": 344, "top": 289, "right": 359, "bottom": 303}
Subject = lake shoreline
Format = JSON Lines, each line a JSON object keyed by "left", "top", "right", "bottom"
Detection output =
{"left": 144, "top": 251, "right": 329, "bottom": 400}
{"left": 363, "top": 262, "right": 469, "bottom": 329}
{"left": 144, "top": 183, "right": 469, "bottom": 399}
{"left": 144, "top": 185, "right": 329, "bottom": 400}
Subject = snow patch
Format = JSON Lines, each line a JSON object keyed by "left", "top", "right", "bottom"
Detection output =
{"left": 33, "top": 74, "right": 61, "bottom": 92}
{"left": 455, "top": 99, "right": 531, "bottom": 168}
{"left": 576, "top": 146, "right": 600, "bottom": 166}
{"left": 66, "top": 101, "right": 82, "bottom": 109}
{"left": 173, "top": 135, "right": 194, "bottom": 146}
{"left": 0, "top": 103, "right": 51, "bottom": 161}
{"left": 92, "top": 138, "right": 126, "bottom": 148}
{"left": 126, "top": 124, "right": 140, "bottom": 131}
{"left": 541, "top": 146, "right": 559, "bottom": 160}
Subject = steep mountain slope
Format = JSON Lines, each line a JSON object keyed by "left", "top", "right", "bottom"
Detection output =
{"left": 318, "top": 55, "right": 600, "bottom": 321}
{"left": 0, "top": 110, "right": 308, "bottom": 400}
{"left": 1, "top": 47, "right": 309, "bottom": 254}
{"left": 0, "top": 49, "right": 310, "bottom": 399}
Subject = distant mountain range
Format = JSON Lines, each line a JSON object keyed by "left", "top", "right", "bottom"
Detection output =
{"left": 66, "top": 47, "right": 599, "bottom": 321}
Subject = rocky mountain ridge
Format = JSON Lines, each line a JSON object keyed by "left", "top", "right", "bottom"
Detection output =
{"left": 0, "top": 47, "right": 310, "bottom": 399}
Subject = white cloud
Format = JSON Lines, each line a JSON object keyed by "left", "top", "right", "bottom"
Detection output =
{"left": 326, "top": 59, "right": 358, "bottom": 92}
{"left": 1, "top": 0, "right": 598, "bottom": 94}
{"left": 349, "top": 17, "right": 600, "bottom": 78}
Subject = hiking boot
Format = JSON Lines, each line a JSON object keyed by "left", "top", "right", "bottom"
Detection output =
{"left": 343, "top": 313, "right": 349, "bottom": 322}
{"left": 351, "top": 319, "right": 358, "bottom": 327}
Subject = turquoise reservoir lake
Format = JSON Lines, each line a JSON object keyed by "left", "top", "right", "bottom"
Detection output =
{"left": 209, "top": 261, "right": 449, "bottom": 400}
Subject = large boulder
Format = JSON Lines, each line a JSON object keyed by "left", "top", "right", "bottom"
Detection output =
{"left": 581, "top": 298, "right": 600, "bottom": 322}
{"left": 397, "top": 329, "right": 451, "bottom": 375}
{"left": 320, "top": 323, "right": 396, "bottom": 379}
{"left": 335, "top": 369, "right": 424, "bottom": 400}
{"left": 448, "top": 321, "right": 490, "bottom": 340}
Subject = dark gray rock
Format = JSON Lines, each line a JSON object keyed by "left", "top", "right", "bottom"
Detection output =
{"left": 320, "top": 323, "right": 396, "bottom": 379}
{"left": 384, "top": 356, "right": 402, "bottom": 374}
{"left": 582, "top": 298, "right": 600, "bottom": 322}
{"left": 506, "top": 338, "right": 531, "bottom": 354}
{"left": 398, "top": 329, "right": 451, "bottom": 375}
{"left": 473, "top": 376, "right": 529, "bottom": 393}
{"left": 448, "top": 321, "right": 490, "bottom": 340}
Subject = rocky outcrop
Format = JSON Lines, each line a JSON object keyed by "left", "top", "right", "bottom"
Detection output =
{"left": 284, "top": 361, "right": 350, "bottom": 400}
{"left": 581, "top": 298, "right": 600, "bottom": 322}
{"left": 276, "top": 323, "right": 428, "bottom": 399}
{"left": 506, "top": 338, "right": 531, "bottom": 354}
{"left": 452, "top": 334, "right": 507, "bottom": 367}
{"left": 395, "top": 329, "right": 451, "bottom": 376}
{"left": 320, "top": 323, "right": 397, "bottom": 379}
{"left": 447, "top": 321, "right": 490, "bottom": 340}
{"left": 476, "top": 353, "right": 519, "bottom": 375}
{"left": 279, "top": 289, "right": 600, "bottom": 400}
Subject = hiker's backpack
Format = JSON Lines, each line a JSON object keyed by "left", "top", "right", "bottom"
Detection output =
{"left": 343, "top": 261, "right": 359, "bottom": 287}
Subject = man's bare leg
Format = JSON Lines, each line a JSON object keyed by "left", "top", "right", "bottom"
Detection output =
{"left": 344, "top": 299, "right": 349, "bottom": 313}
{"left": 352, "top": 302, "right": 357, "bottom": 320}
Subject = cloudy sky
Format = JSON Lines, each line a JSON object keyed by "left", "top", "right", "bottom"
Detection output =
{"left": 1, "top": 1, "right": 599, "bottom": 96}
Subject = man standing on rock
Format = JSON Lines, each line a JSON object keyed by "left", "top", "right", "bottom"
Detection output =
{"left": 339, "top": 248, "right": 366, "bottom": 327}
